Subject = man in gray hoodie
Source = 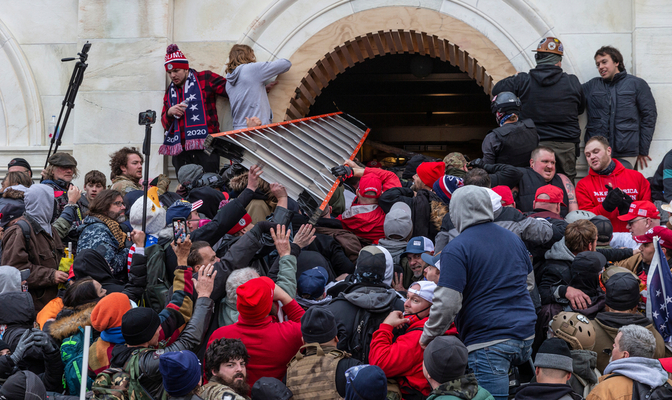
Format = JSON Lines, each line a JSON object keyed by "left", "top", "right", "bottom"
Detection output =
{"left": 587, "top": 325, "right": 672, "bottom": 400}
{"left": 420, "top": 186, "right": 537, "bottom": 400}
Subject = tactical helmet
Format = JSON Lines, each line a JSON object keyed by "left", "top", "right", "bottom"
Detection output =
{"left": 550, "top": 312, "right": 596, "bottom": 350}
{"left": 490, "top": 92, "right": 521, "bottom": 115}
{"left": 533, "top": 37, "right": 564, "bottom": 56}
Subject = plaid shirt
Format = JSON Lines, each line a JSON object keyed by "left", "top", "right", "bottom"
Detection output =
{"left": 161, "top": 69, "right": 227, "bottom": 144}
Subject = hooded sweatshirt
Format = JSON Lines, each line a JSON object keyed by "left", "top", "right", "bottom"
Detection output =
{"left": 423, "top": 186, "right": 536, "bottom": 349}
{"left": 539, "top": 238, "right": 575, "bottom": 305}
{"left": 226, "top": 59, "right": 292, "bottom": 129}
{"left": 26, "top": 185, "right": 55, "bottom": 235}
{"left": 492, "top": 64, "right": 584, "bottom": 143}
{"left": 0, "top": 265, "right": 22, "bottom": 294}
{"left": 604, "top": 357, "right": 669, "bottom": 388}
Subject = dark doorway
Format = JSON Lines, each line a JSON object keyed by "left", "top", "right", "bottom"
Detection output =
{"left": 305, "top": 53, "right": 495, "bottom": 164}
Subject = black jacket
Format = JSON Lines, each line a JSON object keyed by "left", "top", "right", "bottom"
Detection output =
{"left": 582, "top": 70, "right": 657, "bottom": 157}
{"left": 515, "top": 382, "right": 582, "bottom": 400}
{"left": 493, "top": 65, "right": 585, "bottom": 143}
{"left": 72, "top": 249, "right": 147, "bottom": 302}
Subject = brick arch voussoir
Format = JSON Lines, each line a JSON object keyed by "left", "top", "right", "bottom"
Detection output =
{"left": 285, "top": 29, "right": 494, "bottom": 121}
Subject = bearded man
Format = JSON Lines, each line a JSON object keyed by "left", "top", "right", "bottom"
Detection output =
{"left": 202, "top": 338, "right": 251, "bottom": 400}
{"left": 77, "top": 189, "right": 133, "bottom": 279}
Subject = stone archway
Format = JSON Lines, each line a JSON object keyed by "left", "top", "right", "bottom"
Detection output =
{"left": 284, "top": 29, "right": 494, "bottom": 121}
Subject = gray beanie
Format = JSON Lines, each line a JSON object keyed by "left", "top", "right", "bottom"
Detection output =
{"left": 535, "top": 338, "right": 573, "bottom": 373}
{"left": 177, "top": 164, "right": 204, "bottom": 185}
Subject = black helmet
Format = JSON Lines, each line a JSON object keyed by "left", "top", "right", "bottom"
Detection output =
{"left": 491, "top": 92, "right": 521, "bottom": 115}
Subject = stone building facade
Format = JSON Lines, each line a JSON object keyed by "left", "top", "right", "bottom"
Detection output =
{"left": 0, "top": 0, "right": 669, "bottom": 185}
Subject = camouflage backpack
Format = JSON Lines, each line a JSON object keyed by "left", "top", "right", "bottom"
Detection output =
{"left": 91, "top": 349, "right": 163, "bottom": 400}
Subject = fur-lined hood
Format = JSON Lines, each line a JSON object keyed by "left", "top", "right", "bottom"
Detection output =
{"left": 49, "top": 302, "right": 97, "bottom": 341}
{"left": 228, "top": 173, "right": 277, "bottom": 207}
{"left": 2, "top": 188, "right": 25, "bottom": 199}
{"left": 431, "top": 200, "right": 449, "bottom": 231}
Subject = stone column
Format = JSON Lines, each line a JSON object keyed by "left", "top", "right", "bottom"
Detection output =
{"left": 74, "top": 0, "right": 173, "bottom": 187}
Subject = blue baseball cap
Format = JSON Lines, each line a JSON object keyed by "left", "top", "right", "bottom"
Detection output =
{"left": 405, "top": 236, "right": 434, "bottom": 254}
{"left": 297, "top": 267, "right": 329, "bottom": 300}
{"left": 165, "top": 199, "right": 192, "bottom": 225}
{"left": 421, "top": 253, "right": 441, "bottom": 271}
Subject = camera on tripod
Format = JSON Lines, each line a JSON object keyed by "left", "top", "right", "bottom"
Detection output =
{"left": 138, "top": 110, "right": 156, "bottom": 125}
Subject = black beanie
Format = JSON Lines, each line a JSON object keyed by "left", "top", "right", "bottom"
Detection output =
{"left": 0, "top": 339, "right": 10, "bottom": 352}
{"left": 122, "top": 307, "right": 161, "bottom": 346}
{"left": 0, "top": 370, "right": 46, "bottom": 400}
{"left": 301, "top": 307, "right": 338, "bottom": 344}
{"left": 353, "top": 246, "right": 386, "bottom": 285}
{"left": 605, "top": 273, "right": 640, "bottom": 311}
{"left": 535, "top": 338, "right": 573, "bottom": 373}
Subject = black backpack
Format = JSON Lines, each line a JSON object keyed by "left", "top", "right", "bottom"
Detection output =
{"left": 344, "top": 307, "right": 391, "bottom": 364}
{"left": 140, "top": 242, "right": 172, "bottom": 313}
{"left": 605, "top": 373, "right": 672, "bottom": 400}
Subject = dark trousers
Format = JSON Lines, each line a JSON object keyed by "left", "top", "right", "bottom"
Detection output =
{"left": 171, "top": 150, "right": 220, "bottom": 174}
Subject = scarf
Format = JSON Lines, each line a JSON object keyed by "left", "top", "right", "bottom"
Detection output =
{"left": 597, "top": 160, "right": 616, "bottom": 176}
{"left": 100, "top": 327, "right": 125, "bottom": 344}
{"left": 90, "top": 213, "right": 126, "bottom": 249}
{"left": 160, "top": 69, "right": 208, "bottom": 156}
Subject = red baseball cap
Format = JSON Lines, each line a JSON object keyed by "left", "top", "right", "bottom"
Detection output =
{"left": 534, "top": 185, "right": 566, "bottom": 206}
{"left": 617, "top": 200, "right": 660, "bottom": 222}
{"left": 492, "top": 185, "right": 514, "bottom": 206}
{"left": 633, "top": 226, "right": 672, "bottom": 249}
{"left": 358, "top": 174, "right": 383, "bottom": 199}
{"left": 227, "top": 213, "right": 252, "bottom": 235}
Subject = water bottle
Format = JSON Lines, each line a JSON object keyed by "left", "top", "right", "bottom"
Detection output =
{"left": 48, "top": 115, "right": 56, "bottom": 138}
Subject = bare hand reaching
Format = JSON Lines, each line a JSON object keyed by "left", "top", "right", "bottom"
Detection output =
{"left": 292, "top": 224, "right": 316, "bottom": 249}
{"left": 247, "top": 164, "right": 262, "bottom": 192}
{"left": 194, "top": 263, "right": 216, "bottom": 298}
{"left": 171, "top": 235, "right": 192, "bottom": 266}
{"left": 271, "top": 224, "right": 291, "bottom": 257}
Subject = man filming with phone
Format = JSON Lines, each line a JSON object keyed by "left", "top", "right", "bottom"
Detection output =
{"left": 160, "top": 44, "right": 228, "bottom": 173}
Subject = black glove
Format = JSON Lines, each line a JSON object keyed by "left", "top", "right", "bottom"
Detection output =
{"left": 468, "top": 158, "right": 486, "bottom": 170}
{"left": 9, "top": 330, "right": 34, "bottom": 365}
{"left": 330, "top": 165, "right": 354, "bottom": 183}
{"left": 602, "top": 185, "right": 624, "bottom": 212}
{"left": 31, "top": 328, "right": 57, "bottom": 354}
{"left": 617, "top": 192, "right": 634, "bottom": 215}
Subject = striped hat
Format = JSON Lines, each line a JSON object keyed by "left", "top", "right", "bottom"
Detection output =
{"left": 433, "top": 174, "right": 464, "bottom": 204}
{"left": 165, "top": 44, "right": 189, "bottom": 71}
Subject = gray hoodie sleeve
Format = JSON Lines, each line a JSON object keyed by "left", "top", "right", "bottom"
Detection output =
{"left": 420, "top": 286, "right": 462, "bottom": 345}
{"left": 517, "top": 217, "right": 553, "bottom": 245}
{"left": 251, "top": 59, "right": 292, "bottom": 83}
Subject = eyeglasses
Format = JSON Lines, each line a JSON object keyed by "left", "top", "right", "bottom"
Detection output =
{"left": 626, "top": 217, "right": 645, "bottom": 227}
{"left": 112, "top": 201, "right": 125, "bottom": 207}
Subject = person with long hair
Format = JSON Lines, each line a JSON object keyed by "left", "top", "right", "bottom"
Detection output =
{"left": 225, "top": 44, "right": 291, "bottom": 130}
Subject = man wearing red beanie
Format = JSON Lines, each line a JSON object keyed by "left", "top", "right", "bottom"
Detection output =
{"left": 334, "top": 160, "right": 401, "bottom": 243}
{"left": 208, "top": 227, "right": 305, "bottom": 388}
{"left": 160, "top": 44, "right": 228, "bottom": 173}
{"left": 414, "top": 161, "right": 445, "bottom": 191}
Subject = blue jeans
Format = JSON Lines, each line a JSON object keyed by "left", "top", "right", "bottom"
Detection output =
{"left": 467, "top": 339, "right": 533, "bottom": 400}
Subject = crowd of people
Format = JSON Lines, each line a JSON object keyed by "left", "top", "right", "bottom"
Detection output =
{"left": 0, "top": 37, "right": 671, "bottom": 400}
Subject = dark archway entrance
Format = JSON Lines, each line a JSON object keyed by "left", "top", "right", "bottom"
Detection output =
{"left": 286, "top": 30, "right": 496, "bottom": 164}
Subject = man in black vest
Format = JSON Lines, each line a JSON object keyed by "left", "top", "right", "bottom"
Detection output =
{"left": 514, "top": 146, "right": 578, "bottom": 218}
{"left": 482, "top": 91, "right": 539, "bottom": 168}
{"left": 493, "top": 37, "right": 584, "bottom": 182}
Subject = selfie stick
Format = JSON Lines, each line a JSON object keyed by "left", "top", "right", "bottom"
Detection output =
{"left": 139, "top": 110, "right": 156, "bottom": 233}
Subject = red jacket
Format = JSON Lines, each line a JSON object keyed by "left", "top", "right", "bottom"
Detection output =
{"left": 369, "top": 318, "right": 458, "bottom": 397}
{"left": 576, "top": 160, "right": 651, "bottom": 232}
{"left": 337, "top": 168, "right": 401, "bottom": 243}
{"left": 207, "top": 299, "right": 305, "bottom": 388}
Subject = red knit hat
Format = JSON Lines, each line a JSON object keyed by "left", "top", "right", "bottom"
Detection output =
{"left": 90, "top": 293, "right": 131, "bottom": 332}
{"left": 416, "top": 162, "right": 445, "bottom": 187}
{"left": 165, "top": 44, "right": 189, "bottom": 71}
{"left": 236, "top": 276, "right": 275, "bottom": 321}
